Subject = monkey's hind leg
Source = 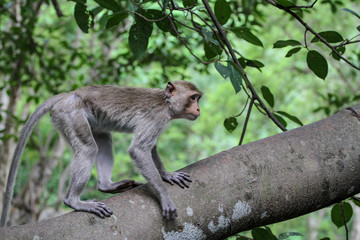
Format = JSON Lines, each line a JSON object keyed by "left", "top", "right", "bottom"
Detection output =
{"left": 52, "top": 110, "right": 113, "bottom": 218}
{"left": 94, "top": 133, "right": 142, "bottom": 194}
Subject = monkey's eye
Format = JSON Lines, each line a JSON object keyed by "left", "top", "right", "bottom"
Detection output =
{"left": 190, "top": 95, "right": 197, "bottom": 101}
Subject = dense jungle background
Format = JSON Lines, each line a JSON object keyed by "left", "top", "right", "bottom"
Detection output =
{"left": 0, "top": 0, "right": 360, "bottom": 239}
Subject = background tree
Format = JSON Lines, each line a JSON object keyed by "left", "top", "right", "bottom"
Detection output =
{"left": 0, "top": 0, "right": 359, "bottom": 238}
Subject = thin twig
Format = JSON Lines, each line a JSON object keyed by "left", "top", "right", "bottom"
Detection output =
{"left": 202, "top": 0, "right": 287, "bottom": 131}
{"left": 340, "top": 202, "right": 349, "bottom": 240}
{"left": 172, "top": 17, "right": 200, "bottom": 33}
{"left": 51, "top": 0, "right": 63, "bottom": 18}
{"left": 234, "top": 97, "right": 249, "bottom": 118}
{"left": 239, "top": 98, "right": 254, "bottom": 145}
{"left": 351, "top": 196, "right": 360, "bottom": 202}
{"left": 189, "top": 10, "right": 229, "bottom": 56}
{"left": 288, "top": 0, "right": 318, "bottom": 9}
{"left": 333, "top": 39, "right": 360, "bottom": 49}
{"left": 131, "top": 10, "right": 170, "bottom": 22}
{"left": 167, "top": 14, "right": 213, "bottom": 64}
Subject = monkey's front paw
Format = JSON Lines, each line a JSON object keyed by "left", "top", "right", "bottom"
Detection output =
{"left": 65, "top": 199, "right": 113, "bottom": 219}
{"left": 161, "top": 201, "right": 177, "bottom": 220}
{"left": 162, "top": 171, "right": 192, "bottom": 188}
{"left": 84, "top": 200, "right": 113, "bottom": 218}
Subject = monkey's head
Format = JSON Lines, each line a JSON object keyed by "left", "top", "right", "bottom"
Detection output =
{"left": 165, "top": 81, "right": 202, "bottom": 121}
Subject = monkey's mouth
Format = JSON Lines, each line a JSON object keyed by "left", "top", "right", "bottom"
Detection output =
{"left": 188, "top": 113, "right": 200, "bottom": 120}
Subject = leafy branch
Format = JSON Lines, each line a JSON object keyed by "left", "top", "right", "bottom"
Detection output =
{"left": 71, "top": 0, "right": 357, "bottom": 138}
{"left": 201, "top": 0, "right": 287, "bottom": 132}
{"left": 266, "top": 0, "right": 360, "bottom": 71}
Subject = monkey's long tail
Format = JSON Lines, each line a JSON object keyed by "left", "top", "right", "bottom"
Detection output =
{"left": 0, "top": 94, "right": 64, "bottom": 227}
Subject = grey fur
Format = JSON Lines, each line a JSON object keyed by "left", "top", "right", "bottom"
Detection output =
{"left": 0, "top": 81, "right": 202, "bottom": 226}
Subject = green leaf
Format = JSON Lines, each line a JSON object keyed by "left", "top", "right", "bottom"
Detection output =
{"left": 231, "top": 28, "right": 263, "bottom": 47}
{"left": 106, "top": 12, "right": 128, "bottom": 29}
{"left": 214, "top": 62, "right": 231, "bottom": 79}
{"left": 214, "top": 0, "right": 231, "bottom": 25}
{"left": 276, "top": 111, "right": 303, "bottom": 126}
{"left": 224, "top": 117, "right": 238, "bottom": 133}
{"left": 352, "top": 197, "right": 360, "bottom": 207}
{"left": 238, "top": 57, "right": 247, "bottom": 69}
{"left": 252, "top": 227, "right": 277, "bottom": 240}
{"left": 357, "top": 25, "right": 360, "bottom": 32}
{"left": 319, "top": 238, "right": 330, "bottom": 240}
{"left": 228, "top": 61, "right": 242, "bottom": 93}
{"left": 291, "top": 8, "right": 303, "bottom": 17}
{"left": 274, "top": 113, "right": 287, "bottom": 128}
{"left": 311, "top": 31, "right": 344, "bottom": 43}
{"left": 74, "top": 2, "right": 92, "bottom": 33}
{"left": 276, "top": 0, "right": 294, "bottom": 7}
{"left": 183, "top": 0, "right": 197, "bottom": 7}
{"left": 128, "top": 20, "right": 153, "bottom": 59}
{"left": 331, "top": 202, "right": 353, "bottom": 228}
{"left": 273, "top": 40, "right": 302, "bottom": 48}
{"left": 215, "top": 61, "right": 243, "bottom": 93}
{"left": 204, "top": 43, "right": 216, "bottom": 59}
{"left": 342, "top": 8, "right": 360, "bottom": 20}
{"left": 285, "top": 47, "right": 302, "bottom": 58}
{"left": 306, "top": 50, "right": 328, "bottom": 80}
{"left": 93, "top": 0, "right": 121, "bottom": 12}
{"left": 202, "top": 27, "right": 220, "bottom": 46}
{"left": 162, "top": 0, "right": 170, "bottom": 10}
{"left": 264, "top": 226, "right": 278, "bottom": 240}
{"left": 331, "top": 46, "right": 345, "bottom": 61}
{"left": 261, "top": 85, "right": 275, "bottom": 108}
{"left": 144, "top": 10, "right": 171, "bottom": 33}
{"left": 246, "top": 60, "right": 264, "bottom": 71}
{"left": 91, "top": 6, "right": 104, "bottom": 17}
{"left": 204, "top": 42, "right": 222, "bottom": 60}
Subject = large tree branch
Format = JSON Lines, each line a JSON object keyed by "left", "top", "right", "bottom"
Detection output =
{"left": 1, "top": 104, "right": 360, "bottom": 239}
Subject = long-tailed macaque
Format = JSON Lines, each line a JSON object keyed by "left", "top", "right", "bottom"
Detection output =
{"left": 0, "top": 81, "right": 202, "bottom": 226}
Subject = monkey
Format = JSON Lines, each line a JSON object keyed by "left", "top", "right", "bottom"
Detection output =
{"left": 0, "top": 80, "right": 202, "bottom": 226}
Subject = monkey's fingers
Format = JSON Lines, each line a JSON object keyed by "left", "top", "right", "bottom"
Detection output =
{"left": 179, "top": 178, "right": 190, "bottom": 188}
{"left": 172, "top": 172, "right": 192, "bottom": 188}
{"left": 163, "top": 177, "right": 175, "bottom": 186}
{"left": 94, "top": 206, "right": 112, "bottom": 218}
{"left": 172, "top": 178, "right": 186, "bottom": 188}
{"left": 84, "top": 202, "right": 113, "bottom": 219}
{"left": 177, "top": 172, "right": 192, "bottom": 182}
{"left": 177, "top": 172, "right": 191, "bottom": 178}
{"left": 162, "top": 205, "right": 177, "bottom": 220}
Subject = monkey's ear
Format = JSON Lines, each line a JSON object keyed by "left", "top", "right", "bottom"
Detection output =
{"left": 165, "top": 82, "right": 177, "bottom": 98}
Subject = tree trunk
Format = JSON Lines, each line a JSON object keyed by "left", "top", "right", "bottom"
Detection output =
{"left": 1, "top": 105, "right": 360, "bottom": 239}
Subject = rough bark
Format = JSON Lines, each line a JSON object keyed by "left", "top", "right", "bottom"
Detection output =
{"left": 1, "top": 104, "right": 360, "bottom": 239}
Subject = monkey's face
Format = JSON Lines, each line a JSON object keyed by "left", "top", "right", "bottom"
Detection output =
{"left": 169, "top": 92, "right": 201, "bottom": 121}
{"left": 165, "top": 81, "right": 202, "bottom": 121}
{"left": 183, "top": 93, "right": 201, "bottom": 121}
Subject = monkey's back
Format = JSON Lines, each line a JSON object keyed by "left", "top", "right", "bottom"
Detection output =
{"left": 67, "top": 85, "right": 170, "bottom": 133}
